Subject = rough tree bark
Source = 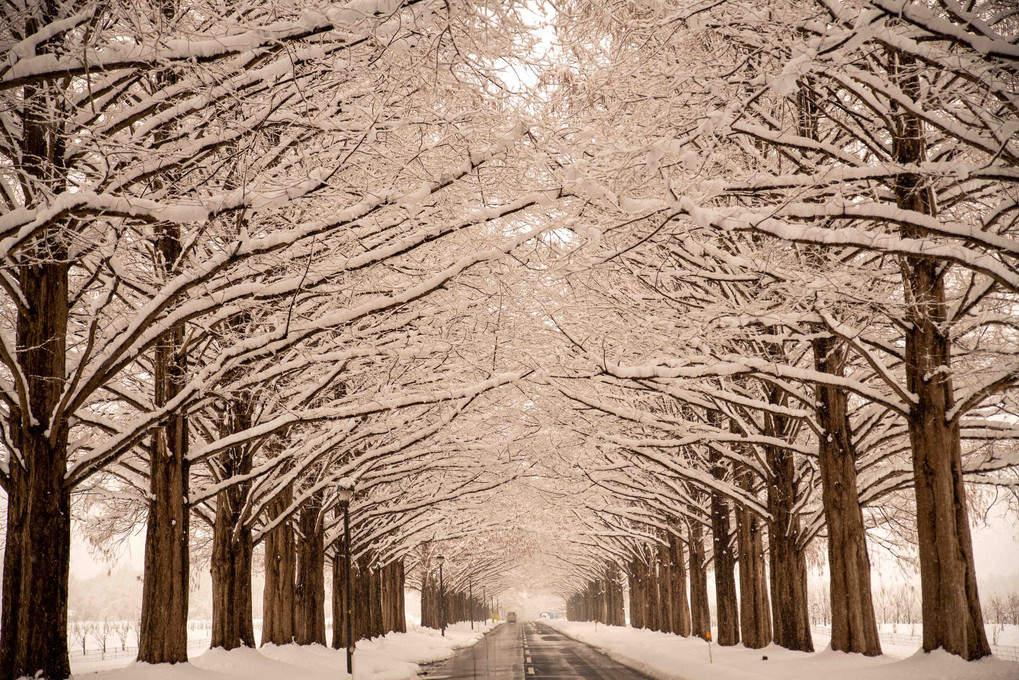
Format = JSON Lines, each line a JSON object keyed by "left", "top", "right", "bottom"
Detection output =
{"left": 211, "top": 502, "right": 255, "bottom": 649}
{"left": 888, "top": 49, "right": 990, "bottom": 661}
{"left": 688, "top": 521, "right": 711, "bottom": 640}
{"left": 794, "top": 78, "right": 880, "bottom": 656}
{"left": 608, "top": 565, "right": 626, "bottom": 626}
{"left": 263, "top": 484, "right": 296, "bottom": 646}
{"left": 736, "top": 465, "right": 771, "bottom": 649}
{"left": 812, "top": 336, "right": 881, "bottom": 655}
{"left": 658, "top": 542, "right": 674, "bottom": 633}
{"left": 331, "top": 527, "right": 349, "bottom": 649}
{"left": 210, "top": 421, "right": 255, "bottom": 649}
{"left": 764, "top": 382, "right": 813, "bottom": 653}
{"left": 294, "top": 493, "right": 326, "bottom": 645}
{"left": 644, "top": 552, "right": 662, "bottom": 631}
{"left": 0, "top": 256, "right": 72, "bottom": 680}
{"left": 668, "top": 533, "right": 692, "bottom": 636}
{"left": 381, "top": 560, "right": 406, "bottom": 634}
{"left": 421, "top": 569, "right": 439, "bottom": 629}
{"left": 766, "top": 442, "right": 813, "bottom": 652}
{"left": 369, "top": 560, "right": 385, "bottom": 638}
{"left": 711, "top": 488, "right": 740, "bottom": 646}
{"left": 353, "top": 554, "right": 373, "bottom": 641}
{"left": 707, "top": 412, "right": 739, "bottom": 646}
{"left": 628, "top": 558, "right": 645, "bottom": 629}
{"left": 139, "top": 225, "right": 191, "bottom": 664}
{"left": 0, "top": 8, "right": 74, "bottom": 675}
{"left": 397, "top": 562, "right": 407, "bottom": 633}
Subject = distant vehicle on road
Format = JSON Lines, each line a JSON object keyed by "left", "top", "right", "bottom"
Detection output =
{"left": 507, "top": 612, "right": 518, "bottom": 623}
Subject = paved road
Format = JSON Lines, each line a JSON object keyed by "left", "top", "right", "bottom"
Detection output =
{"left": 421, "top": 621, "right": 654, "bottom": 680}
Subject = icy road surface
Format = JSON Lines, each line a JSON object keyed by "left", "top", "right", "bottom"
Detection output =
{"left": 422, "top": 621, "right": 654, "bottom": 680}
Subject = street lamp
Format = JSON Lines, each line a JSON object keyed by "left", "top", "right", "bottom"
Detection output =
{"left": 436, "top": 555, "right": 446, "bottom": 637}
{"left": 337, "top": 481, "right": 355, "bottom": 676}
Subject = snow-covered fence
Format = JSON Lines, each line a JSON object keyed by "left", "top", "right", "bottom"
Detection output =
{"left": 810, "top": 625, "right": 1019, "bottom": 662}
{"left": 68, "top": 618, "right": 250, "bottom": 665}
{"left": 68, "top": 635, "right": 212, "bottom": 664}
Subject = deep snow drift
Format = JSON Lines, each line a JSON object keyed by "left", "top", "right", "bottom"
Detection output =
{"left": 544, "top": 620, "right": 1019, "bottom": 680}
{"left": 72, "top": 622, "right": 491, "bottom": 680}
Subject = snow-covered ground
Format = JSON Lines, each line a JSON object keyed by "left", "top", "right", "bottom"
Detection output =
{"left": 813, "top": 623, "right": 1019, "bottom": 659}
{"left": 544, "top": 620, "right": 1019, "bottom": 680}
{"left": 72, "top": 623, "right": 492, "bottom": 680}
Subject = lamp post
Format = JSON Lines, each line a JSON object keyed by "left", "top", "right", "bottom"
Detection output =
{"left": 436, "top": 555, "right": 446, "bottom": 637}
{"left": 337, "top": 483, "right": 354, "bottom": 677}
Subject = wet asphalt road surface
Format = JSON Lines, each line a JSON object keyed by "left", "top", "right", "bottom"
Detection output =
{"left": 421, "top": 621, "right": 655, "bottom": 680}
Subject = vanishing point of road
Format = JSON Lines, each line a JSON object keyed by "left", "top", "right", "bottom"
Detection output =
{"left": 422, "top": 621, "right": 655, "bottom": 680}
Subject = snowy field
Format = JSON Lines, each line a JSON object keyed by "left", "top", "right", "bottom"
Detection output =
{"left": 71, "top": 623, "right": 491, "bottom": 680}
{"left": 811, "top": 623, "right": 1019, "bottom": 660}
{"left": 544, "top": 621, "right": 1019, "bottom": 680}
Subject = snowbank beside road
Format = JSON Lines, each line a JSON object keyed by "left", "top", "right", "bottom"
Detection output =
{"left": 543, "top": 620, "right": 1019, "bottom": 680}
{"left": 73, "top": 623, "right": 492, "bottom": 680}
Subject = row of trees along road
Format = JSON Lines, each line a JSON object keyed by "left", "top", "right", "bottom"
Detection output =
{"left": 0, "top": 1, "right": 560, "bottom": 678}
{"left": 3, "top": 0, "right": 1019, "bottom": 676}
{"left": 550, "top": 0, "right": 1019, "bottom": 663}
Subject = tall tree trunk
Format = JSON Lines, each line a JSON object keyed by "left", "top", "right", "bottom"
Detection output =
{"left": 711, "top": 490, "right": 740, "bottom": 646}
{"left": 888, "top": 48, "right": 990, "bottom": 661}
{"left": 668, "top": 533, "right": 692, "bottom": 636}
{"left": 385, "top": 560, "right": 406, "bottom": 633}
{"left": 0, "top": 437, "right": 72, "bottom": 680}
{"left": 688, "top": 521, "right": 711, "bottom": 640}
{"left": 211, "top": 508, "right": 254, "bottom": 649}
{"left": 658, "top": 542, "right": 674, "bottom": 633}
{"left": 605, "top": 565, "right": 624, "bottom": 626}
{"left": 794, "top": 76, "right": 881, "bottom": 656}
{"left": 736, "top": 504, "right": 771, "bottom": 648}
{"left": 766, "top": 445, "right": 813, "bottom": 652}
{"left": 763, "top": 381, "right": 813, "bottom": 653}
{"left": 139, "top": 241, "right": 190, "bottom": 663}
{"left": 628, "top": 559, "right": 644, "bottom": 629}
{"left": 331, "top": 528, "right": 349, "bottom": 649}
{"left": 812, "top": 336, "right": 881, "bottom": 655}
{"left": 1, "top": 23, "right": 73, "bottom": 675}
{"left": 615, "top": 566, "right": 627, "bottom": 626}
{"left": 369, "top": 561, "right": 384, "bottom": 638}
{"left": 421, "top": 571, "right": 439, "bottom": 629}
{"left": 631, "top": 562, "right": 648, "bottom": 632}
{"left": 587, "top": 582, "right": 597, "bottom": 622}
{"left": 353, "top": 555, "right": 372, "bottom": 641}
{"left": 139, "top": 0, "right": 191, "bottom": 656}
{"left": 736, "top": 467, "right": 771, "bottom": 649}
{"left": 1, "top": 258, "right": 72, "bottom": 679}
{"left": 601, "top": 577, "right": 610, "bottom": 622}
{"left": 381, "top": 563, "right": 394, "bottom": 633}
{"left": 0, "top": 468, "right": 28, "bottom": 680}
{"left": 294, "top": 493, "right": 326, "bottom": 645}
{"left": 262, "top": 485, "right": 296, "bottom": 646}
{"left": 139, "top": 397, "right": 190, "bottom": 663}
{"left": 210, "top": 437, "right": 255, "bottom": 649}
{"left": 644, "top": 553, "right": 662, "bottom": 631}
